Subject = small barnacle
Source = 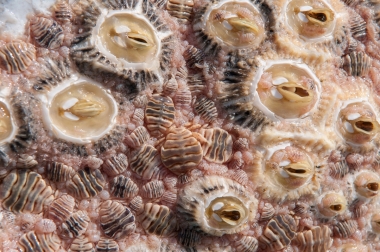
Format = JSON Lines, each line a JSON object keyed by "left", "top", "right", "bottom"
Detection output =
{"left": 0, "top": 42, "right": 36, "bottom": 74}
{"left": 29, "top": 16, "right": 64, "bottom": 49}
{"left": 255, "top": 61, "right": 320, "bottom": 119}
{"left": 46, "top": 161, "right": 76, "bottom": 182}
{"left": 60, "top": 210, "right": 90, "bottom": 239}
{"left": 16, "top": 154, "right": 38, "bottom": 169}
{"left": 96, "top": 238, "right": 119, "bottom": 252}
{"left": 166, "top": 0, "right": 194, "bottom": 22}
{"left": 294, "top": 225, "right": 332, "bottom": 251}
{"left": 130, "top": 144, "right": 161, "bottom": 180}
{"left": 60, "top": 99, "right": 105, "bottom": 119}
{"left": 69, "top": 235, "right": 94, "bottom": 252}
{"left": 199, "top": 128, "right": 233, "bottom": 164}
{"left": 333, "top": 220, "right": 358, "bottom": 238}
{"left": 138, "top": 203, "right": 177, "bottom": 236}
{"left": 19, "top": 231, "right": 61, "bottom": 252}
{"left": 235, "top": 235, "right": 258, "bottom": 252}
{"left": 141, "top": 180, "right": 165, "bottom": 199}
{"left": 66, "top": 167, "right": 105, "bottom": 199}
{"left": 371, "top": 212, "right": 380, "bottom": 234}
{"left": 177, "top": 176, "right": 257, "bottom": 236}
{"left": 145, "top": 94, "right": 175, "bottom": 137}
{"left": 48, "top": 194, "right": 75, "bottom": 223}
{"left": 336, "top": 102, "right": 379, "bottom": 145}
{"left": 161, "top": 127, "right": 203, "bottom": 175}
{"left": 342, "top": 51, "right": 372, "bottom": 77}
{"left": 102, "top": 153, "right": 128, "bottom": 177}
{"left": 318, "top": 192, "right": 347, "bottom": 217}
{"left": 110, "top": 175, "right": 139, "bottom": 199}
{"left": 99, "top": 200, "right": 136, "bottom": 240}
{"left": 354, "top": 171, "right": 380, "bottom": 198}
{"left": 53, "top": 0, "right": 72, "bottom": 22}
{"left": 287, "top": 1, "right": 336, "bottom": 40}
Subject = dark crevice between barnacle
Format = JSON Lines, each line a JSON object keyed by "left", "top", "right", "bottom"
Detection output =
{"left": 179, "top": 228, "right": 202, "bottom": 250}
{"left": 58, "top": 142, "right": 88, "bottom": 157}
{"left": 218, "top": 52, "right": 271, "bottom": 131}
{"left": 93, "top": 126, "right": 125, "bottom": 154}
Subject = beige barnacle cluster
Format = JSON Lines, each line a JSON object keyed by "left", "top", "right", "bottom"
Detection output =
{"left": 254, "top": 60, "right": 321, "bottom": 120}
{"left": 256, "top": 144, "right": 321, "bottom": 201}
{"left": 318, "top": 192, "right": 347, "bottom": 217}
{"left": 193, "top": 0, "right": 266, "bottom": 55}
{"left": 70, "top": 0, "right": 174, "bottom": 93}
{"left": 39, "top": 75, "right": 118, "bottom": 144}
{"left": 354, "top": 171, "right": 380, "bottom": 199}
{"left": 336, "top": 101, "right": 379, "bottom": 145}
{"left": 177, "top": 176, "right": 257, "bottom": 236}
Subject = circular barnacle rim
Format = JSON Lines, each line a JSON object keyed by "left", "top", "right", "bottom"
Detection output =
{"left": 284, "top": 0, "right": 337, "bottom": 43}
{"left": 251, "top": 59, "right": 321, "bottom": 121}
{"left": 317, "top": 191, "right": 347, "bottom": 217}
{"left": 335, "top": 99, "right": 380, "bottom": 146}
{"left": 39, "top": 74, "right": 118, "bottom": 144}
{"left": 94, "top": 9, "right": 163, "bottom": 71}
{"left": 354, "top": 171, "right": 380, "bottom": 199}
{"left": 201, "top": 0, "right": 266, "bottom": 49}
{"left": 258, "top": 142, "right": 320, "bottom": 201}
{"left": 0, "top": 89, "right": 17, "bottom": 146}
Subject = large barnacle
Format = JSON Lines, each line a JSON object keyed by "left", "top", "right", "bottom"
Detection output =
{"left": 177, "top": 176, "right": 257, "bottom": 237}
{"left": 195, "top": 0, "right": 265, "bottom": 54}
{"left": 318, "top": 192, "right": 347, "bottom": 217}
{"left": 336, "top": 102, "right": 379, "bottom": 145}
{"left": 0, "top": 100, "right": 14, "bottom": 143}
{"left": 41, "top": 77, "right": 118, "bottom": 144}
{"left": 286, "top": 0, "right": 336, "bottom": 40}
{"left": 255, "top": 61, "right": 320, "bottom": 119}
{"left": 354, "top": 172, "right": 380, "bottom": 199}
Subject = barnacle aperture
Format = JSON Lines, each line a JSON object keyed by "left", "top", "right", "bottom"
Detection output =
{"left": 337, "top": 102, "right": 379, "bottom": 145}
{"left": 318, "top": 192, "right": 347, "bottom": 217}
{"left": 256, "top": 62, "right": 318, "bottom": 119}
{"left": 205, "top": 1, "right": 265, "bottom": 48}
{"left": 265, "top": 146, "right": 314, "bottom": 190}
{"left": 44, "top": 80, "right": 117, "bottom": 144}
{"left": 99, "top": 13, "right": 158, "bottom": 63}
{"left": 354, "top": 172, "right": 380, "bottom": 198}
{"left": 205, "top": 196, "right": 248, "bottom": 229}
{"left": 286, "top": 0, "right": 336, "bottom": 40}
{"left": 0, "top": 101, "right": 14, "bottom": 143}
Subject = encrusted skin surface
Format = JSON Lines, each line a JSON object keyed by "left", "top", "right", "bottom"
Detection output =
{"left": 1, "top": 0, "right": 380, "bottom": 251}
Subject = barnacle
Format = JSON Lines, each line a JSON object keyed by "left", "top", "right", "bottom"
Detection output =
{"left": 318, "top": 192, "right": 347, "bottom": 217}
{"left": 286, "top": 0, "right": 336, "bottom": 40}
{"left": 255, "top": 60, "right": 320, "bottom": 120}
{"left": 40, "top": 77, "right": 118, "bottom": 144}
{"left": 336, "top": 102, "right": 379, "bottom": 145}
{"left": 257, "top": 145, "right": 320, "bottom": 201}
{"left": 371, "top": 212, "right": 380, "bottom": 234}
{"left": 177, "top": 176, "right": 257, "bottom": 236}
{"left": 194, "top": 0, "right": 266, "bottom": 54}
{"left": 0, "top": 100, "right": 15, "bottom": 144}
{"left": 354, "top": 171, "right": 380, "bottom": 199}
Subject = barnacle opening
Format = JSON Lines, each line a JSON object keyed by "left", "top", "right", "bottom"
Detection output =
{"left": 337, "top": 102, "right": 379, "bottom": 145}
{"left": 286, "top": 0, "right": 336, "bottom": 41}
{"left": 354, "top": 172, "right": 380, "bottom": 198}
{"left": 41, "top": 78, "right": 118, "bottom": 144}
{"left": 205, "top": 1, "right": 265, "bottom": 48}
{"left": 371, "top": 213, "right": 380, "bottom": 233}
{"left": 319, "top": 192, "right": 347, "bottom": 217}
{"left": 205, "top": 197, "right": 248, "bottom": 229}
{"left": 98, "top": 13, "right": 158, "bottom": 63}
{"left": 256, "top": 62, "right": 319, "bottom": 119}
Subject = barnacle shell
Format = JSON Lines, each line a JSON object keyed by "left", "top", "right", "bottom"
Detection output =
{"left": 139, "top": 203, "right": 177, "bottom": 236}
{"left": 29, "top": 17, "right": 64, "bottom": 49}
{"left": 19, "top": 231, "right": 61, "bottom": 252}
{"left": 294, "top": 225, "right": 332, "bottom": 251}
{"left": 39, "top": 76, "right": 118, "bottom": 144}
{"left": 0, "top": 98, "right": 17, "bottom": 145}
{"left": 0, "top": 42, "right": 36, "bottom": 74}
{"left": 354, "top": 171, "right": 380, "bottom": 199}
{"left": 336, "top": 101, "right": 379, "bottom": 145}
{"left": 371, "top": 212, "right": 380, "bottom": 234}
{"left": 254, "top": 60, "right": 321, "bottom": 120}
{"left": 318, "top": 192, "right": 347, "bottom": 217}
{"left": 177, "top": 175, "right": 257, "bottom": 236}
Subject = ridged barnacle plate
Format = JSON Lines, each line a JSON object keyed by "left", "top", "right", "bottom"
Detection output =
{"left": 71, "top": 0, "right": 174, "bottom": 94}
{"left": 253, "top": 142, "right": 321, "bottom": 201}
{"left": 252, "top": 59, "right": 321, "bottom": 121}
{"left": 38, "top": 74, "right": 118, "bottom": 144}
{"left": 334, "top": 98, "right": 380, "bottom": 147}
{"left": 193, "top": 0, "right": 266, "bottom": 55}
{"left": 269, "top": 0, "right": 346, "bottom": 62}
{"left": 177, "top": 175, "right": 257, "bottom": 236}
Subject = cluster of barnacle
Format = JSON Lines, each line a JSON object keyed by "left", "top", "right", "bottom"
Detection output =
{"left": 1, "top": 0, "right": 380, "bottom": 251}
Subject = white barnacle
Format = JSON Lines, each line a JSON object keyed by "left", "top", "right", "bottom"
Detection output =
{"left": 318, "top": 192, "right": 347, "bottom": 217}
{"left": 354, "top": 171, "right": 380, "bottom": 199}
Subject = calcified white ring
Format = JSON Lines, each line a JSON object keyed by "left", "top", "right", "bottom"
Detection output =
{"left": 94, "top": 10, "right": 161, "bottom": 70}
{"left": 285, "top": 0, "right": 336, "bottom": 42}
{"left": 252, "top": 59, "right": 321, "bottom": 120}
{"left": 39, "top": 75, "right": 118, "bottom": 144}
{"left": 201, "top": 0, "right": 265, "bottom": 49}
{"left": 335, "top": 99, "right": 379, "bottom": 146}
{"left": 0, "top": 92, "right": 17, "bottom": 145}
